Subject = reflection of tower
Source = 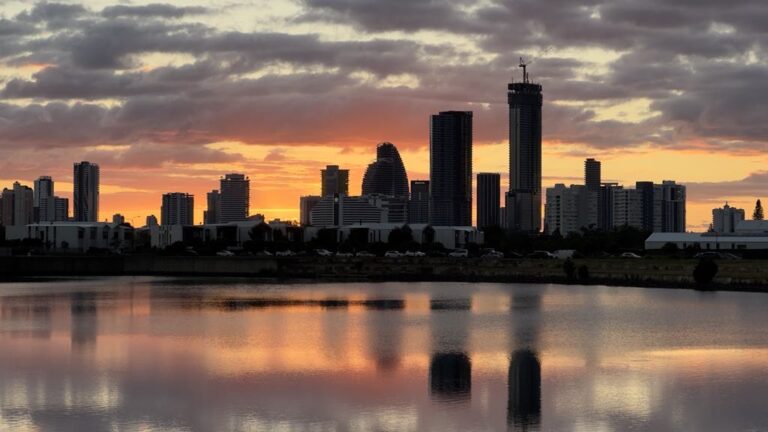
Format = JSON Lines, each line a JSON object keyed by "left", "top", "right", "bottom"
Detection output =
{"left": 508, "top": 350, "right": 541, "bottom": 430}
{"left": 429, "top": 296, "right": 472, "bottom": 401}
{"left": 70, "top": 292, "right": 97, "bottom": 348}
{"left": 365, "top": 299, "right": 405, "bottom": 372}
{"left": 429, "top": 352, "right": 471, "bottom": 398}
{"left": 508, "top": 290, "right": 542, "bottom": 430}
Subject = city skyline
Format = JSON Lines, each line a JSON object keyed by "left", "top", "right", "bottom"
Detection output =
{"left": 0, "top": 1, "right": 766, "bottom": 230}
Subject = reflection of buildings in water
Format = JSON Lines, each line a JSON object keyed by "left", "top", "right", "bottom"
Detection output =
{"left": 429, "top": 296, "right": 472, "bottom": 401}
{"left": 508, "top": 290, "right": 542, "bottom": 430}
{"left": 70, "top": 292, "right": 97, "bottom": 348}
{"left": 508, "top": 349, "right": 541, "bottom": 430}
{"left": 364, "top": 299, "right": 405, "bottom": 372}
{"left": 0, "top": 296, "right": 53, "bottom": 339}
{"left": 429, "top": 352, "right": 472, "bottom": 400}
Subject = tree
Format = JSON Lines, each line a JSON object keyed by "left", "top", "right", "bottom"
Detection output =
{"left": 693, "top": 258, "right": 718, "bottom": 287}
{"left": 563, "top": 258, "right": 576, "bottom": 281}
{"left": 577, "top": 265, "right": 590, "bottom": 282}
{"left": 754, "top": 199, "right": 764, "bottom": 220}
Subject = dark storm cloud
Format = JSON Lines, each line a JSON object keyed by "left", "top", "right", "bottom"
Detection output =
{"left": 298, "top": 0, "right": 483, "bottom": 33}
{"left": 0, "top": 0, "right": 767, "bottom": 159}
{"left": 101, "top": 4, "right": 208, "bottom": 19}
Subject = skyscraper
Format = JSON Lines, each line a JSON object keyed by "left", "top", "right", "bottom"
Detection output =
{"left": 508, "top": 68, "right": 543, "bottom": 232}
{"left": 430, "top": 111, "right": 472, "bottom": 227}
{"left": 220, "top": 174, "right": 250, "bottom": 223}
{"left": 321, "top": 165, "right": 349, "bottom": 197}
{"left": 74, "top": 161, "right": 99, "bottom": 222}
{"left": 477, "top": 173, "right": 501, "bottom": 229}
{"left": 12, "top": 182, "right": 34, "bottom": 226}
{"left": 585, "top": 159, "right": 601, "bottom": 192}
{"left": 636, "top": 180, "right": 686, "bottom": 232}
{"left": 33, "top": 176, "right": 53, "bottom": 222}
{"left": 408, "top": 180, "right": 430, "bottom": 224}
{"left": 300, "top": 195, "right": 322, "bottom": 226}
{"left": 161, "top": 192, "right": 195, "bottom": 226}
{"left": 0, "top": 188, "right": 13, "bottom": 226}
{"left": 204, "top": 190, "right": 221, "bottom": 224}
{"left": 361, "top": 142, "right": 409, "bottom": 198}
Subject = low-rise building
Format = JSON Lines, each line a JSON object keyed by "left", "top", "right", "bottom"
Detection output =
{"left": 303, "top": 224, "right": 483, "bottom": 250}
{"left": 5, "top": 222, "right": 134, "bottom": 252}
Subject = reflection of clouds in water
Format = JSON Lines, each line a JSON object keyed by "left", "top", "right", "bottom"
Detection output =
{"left": 0, "top": 280, "right": 768, "bottom": 431}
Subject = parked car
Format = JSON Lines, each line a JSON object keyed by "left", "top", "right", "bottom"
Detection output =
{"left": 693, "top": 251, "right": 722, "bottom": 259}
{"left": 356, "top": 251, "right": 375, "bottom": 257}
{"left": 384, "top": 250, "right": 402, "bottom": 258}
{"left": 448, "top": 248, "right": 469, "bottom": 258}
{"left": 315, "top": 249, "right": 333, "bottom": 257}
{"left": 482, "top": 250, "right": 504, "bottom": 258}
{"left": 620, "top": 252, "right": 643, "bottom": 259}
{"left": 527, "top": 250, "right": 556, "bottom": 259}
{"left": 255, "top": 250, "right": 273, "bottom": 257}
{"left": 335, "top": 252, "right": 354, "bottom": 257}
{"left": 216, "top": 250, "right": 235, "bottom": 257}
{"left": 405, "top": 251, "right": 426, "bottom": 257}
{"left": 275, "top": 250, "right": 295, "bottom": 257}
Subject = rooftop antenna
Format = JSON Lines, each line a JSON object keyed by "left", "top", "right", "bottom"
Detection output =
{"left": 519, "top": 57, "right": 529, "bottom": 83}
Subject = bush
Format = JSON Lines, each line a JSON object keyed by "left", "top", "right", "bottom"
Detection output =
{"left": 563, "top": 258, "right": 576, "bottom": 281}
{"left": 578, "top": 264, "right": 590, "bottom": 281}
{"left": 693, "top": 258, "right": 718, "bottom": 286}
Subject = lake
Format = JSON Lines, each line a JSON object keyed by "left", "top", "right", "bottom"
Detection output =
{"left": 1, "top": 277, "right": 767, "bottom": 431}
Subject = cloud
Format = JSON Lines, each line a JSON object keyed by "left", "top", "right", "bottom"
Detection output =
{"left": 101, "top": 4, "right": 208, "bottom": 19}
{"left": 687, "top": 172, "right": 768, "bottom": 202}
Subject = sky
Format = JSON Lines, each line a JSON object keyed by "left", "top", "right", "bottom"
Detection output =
{"left": 0, "top": 0, "right": 766, "bottom": 231}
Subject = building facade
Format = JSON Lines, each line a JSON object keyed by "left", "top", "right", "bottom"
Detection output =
{"left": 477, "top": 173, "right": 501, "bottom": 229}
{"left": 220, "top": 174, "right": 250, "bottom": 223}
{"left": 408, "top": 180, "right": 430, "bottom": 224}
{"left": 309, "top": 194, "right": 407, "bottom": 227}
{"left": 612, "top": 188, "right": 643, "bottom": 229}
{"left": 584, "top": 159, "right": 601, "bottom": 192}
{"left": 74, "top": 161, "right": 99, "bottom": 222}
{"left": 430, "top": 111, "right": 472, "bottom": 227}
{"left": 321, "top": 165, "right": 349, "bottom": 197}
{"left": 712, "top": 203, "right": 745, "bottom": 234}
{"left": 204, "top": 190, "right": 221, "bottom": 224}
{"left": 299, "top": 195, "right": 322, "bottom": 226}
{"left": 33, "top": 176, "right": 54, "bottom": 222}
{"left": 508, "top": 76, "right": 543, "bottom": 232}
{"left": 544, "top": 184, "right": 597, "bottom": 236}
{"left": 161, "top": 193, "right": 195, "bottom": 226}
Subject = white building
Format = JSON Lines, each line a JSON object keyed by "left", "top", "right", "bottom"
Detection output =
{"left": 309, "top": 194, "right": 407, "bottom": 227}
{"left": 645, "top": 232, "right": 768, "bottom": 251}
{"left": 544, "top": 184, "right": 597, "bottom": 235}
{"left": 5, "top": 222, "right": 134, "bottom": 252}
{"left": 303, "top": 223, "right": 483, "bottom": 250}
{"left": 149, "top": 219, "right": 265, "bottom": 249}
{"left": 712, "top": 203, "right": 745, "bottom": 234}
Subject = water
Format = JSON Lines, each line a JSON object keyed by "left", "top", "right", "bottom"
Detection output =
{"left": 1, "top": 277, "right": 768, "bottom": 432}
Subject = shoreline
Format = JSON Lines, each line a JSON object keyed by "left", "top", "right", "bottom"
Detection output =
{"left": 1, "top": 255, "right": 767, "bottom": 293}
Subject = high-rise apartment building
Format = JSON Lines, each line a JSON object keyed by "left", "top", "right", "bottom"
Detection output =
{"left": 636, "top": 180, "right": 686, "bottom": 232}
{"left": 408, "top": 180, "right": 430, "bottom": 224}
{"left": 161, "top": 192, "right": 195, "bottom": 226}
{"left": 712, "top": 203, "right": 745, "bottom": 234}
{"left": 300, "top": 195, "right": 322, "bottom": 226}
{"left": 361, "top": 142, "right": 409, "bottom": 198}
{"left": 598, "top": 183, "right": 620, "bottom": 230}
{"left": 220, "top": 174, "right": 250, "bottom": 223}
{"left": 74, "top": 161, "right": 99, "bottom": 222}
{"left": 321, "top": 165, "right": 349, "bottom": 197}
{"left": 584, "top": 159, "right": 601, "bottom": 192}
{"left": 430, "top": 111, "right": 472, "bottom": 226}
{"left": 204, "top": 190, "right": 221, "bottom": 224}
{"left": 309, "top": 194, "right": 407, "bottom": 226}
{"left": 508, "top": 71, "right": 543, "bottom": 232}
{"left": 612, "top": 188, "right": 643, "bottom": 229}
{"left": 33, "top": 176, "right": 54, "bottom": 222}
{"left": 477, "top": 173, "right": 501, "bottom": 229}
{"left": 0, "top": 188, "right": 13, "bottom": 226}
{"left": 544, "top": 184, "right": 597, "bottom": 235}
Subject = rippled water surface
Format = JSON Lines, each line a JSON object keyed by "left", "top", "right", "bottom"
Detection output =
{"left": 2, "top": 277, "right": 768, "bottom": 431}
